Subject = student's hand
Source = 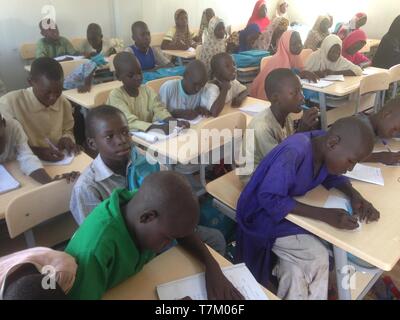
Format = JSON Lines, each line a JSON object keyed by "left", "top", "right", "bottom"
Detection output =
{"left": 149, "top": 123, "right": 170, "bottom": 135}
{"left": 205, "top": 265, "right": 244, "bottom": 300}
{"left": 315, "top": 70, "right": 328, "bottom": 78}
{"left": 58, "top": 137, "right": 80, "bottom": 156}
{"left": 323, "top": 208, "right": 360, "bottom": 230}
{"left": 195, "top": 107, "right": 212, "bottom": 117}
{"left": 179, "top": 296, "right": 192, "bottom": 300}
{"left": 350, "top": 193, "right": 380, "bottom": 223}
{"left": 298, "top": 107, "right": 319, "bottom": 131}
{"left": 78, "top": 83, "right": 92, "bottom": 93}
{"left": 218, "top": 81, "right": 232, "bottom": 92}
{"left": 375, "top": 151, "right": 400, "bottom": 165}
{"left": 53, "top": 171, "right": 80, "bottom": 183}
{"left": 176, "top": 120, "right": 190, "bottom": 129}
{"left": 33, "top": 147, "right": 64, "bottom": 162}
{"left": 299, "top": 71, "right": 319, "bottom": 83}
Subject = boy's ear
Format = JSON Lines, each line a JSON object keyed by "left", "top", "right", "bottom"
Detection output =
{"left": 86, "top": 137, "right": 98, "bottom": 152}
{"left": 139, "top": 210, "right": 158, "bottom": 224}
{"left": 27, "top": 77, "right": 33, "bottom": 87}
{"left": 326, "top": 134, "right": 340, "bottom": 151}
{"left": 270, "top": 92, "right": 280, "bottom": 105}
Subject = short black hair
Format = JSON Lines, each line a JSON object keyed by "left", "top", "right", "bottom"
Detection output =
{"left": 210, "top": 52, "right": 233, "bottom": 78}
{"left": 30, "top": 57, "right": 64, "bottom": 82}
{"left": 3, "top": 273, "right": 66, "bottom": 300}
{"left": 87, "top": 23, "right": 102, "bottom": 36}
{"left": 131, "top": 21, "right": 148, "bottom": 36}
{"left": 113, "top": 51, "right": 141, "bottom": 76}
{"left": 264, "top": 68, "right": 297, "bottom": 98}
{"left": 85, "top": 105, "right": 126, "bottom": 138}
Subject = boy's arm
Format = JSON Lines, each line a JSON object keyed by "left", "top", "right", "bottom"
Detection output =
{"left": 35, "top": 40, "right": 47, "bottom": 58}
{"left": 363, "top": 151, "right": 400, "bottom": 165}
{"left": 232, "top": 89, "right": 249, "bottom": 107}
{"left": 177, "top": 233, "right": 244, "bottom": 300}
{"left": 208, "top": 82, "right": 230, "bottom": 117}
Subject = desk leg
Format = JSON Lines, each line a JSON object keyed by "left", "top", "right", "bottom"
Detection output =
{"left": 392, "top": 82, "right": 398, "bottom": 100}
{"left": 177, "top": 57, "right": 183, "bottom": 66}
{"left": 333, "top": 246, "right": 352, "bottom": 300}
{"left": 319, "top": 92, "right": 327, "bottom": 130}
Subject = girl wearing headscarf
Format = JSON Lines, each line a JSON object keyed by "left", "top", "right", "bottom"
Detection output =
{"left": 238, "top": 24, "right": 261, "bottom": 52}
{"left": 161, "top": 9, "right": 196, "bottom": 50}
{"left": 342, "top": 29, "right": 371, "bottom": 67}
{"left": 250, "top": 30, "right": 318, "bottom": 100}
{"left": 304, "top": 15, "right": 332, "bottom": 51}
{"left": 305, "top": 34, "right": 362, "bottom": 77}
{"left": 373, "top": 15, "right": 400, "bottom": 69}
{"left": 255, "top": 17, "right": 289, "bottom": 53}
{"left": 273, "top": 0, "right": 289, "bottom": 21}
{"left": 199, "top": 16, "right": 227, "bottom": 74}
{"left": 336, "top": 13, "right": 367, "bottom": 40}
{"left": 247, "top": 0, "right": 270, "bottom": 32}
{"left": 195, "top": 8, "right": 215, "bottom": 43}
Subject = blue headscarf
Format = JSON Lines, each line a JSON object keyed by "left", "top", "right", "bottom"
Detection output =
{"left": 238, "top": 24, "right": 261, "bottom": 52}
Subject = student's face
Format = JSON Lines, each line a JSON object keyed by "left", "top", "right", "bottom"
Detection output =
{"left": 377, "top": 112, "right": 400, "bottom": 139}
{"left": 183, "top": 70, "right": 207, "bottom": 95}
{"left": 206, "top": 9, "right": 215, "bottom": 22}
{"left": 41, "top": 26, "right": 60, "bottom": 41}
{"left": 280, "top": 3, "right": 288, "bottom": 14}
{"left": 274, "top": 76, "right": 305, "bottom": 113}
{"left": 216, "top": 56, "right": 237, "bottom": 82}
{"left": 356, "top": 16, "right": 367, "bottom": 29}
{"left": 176, "top": 12, "right": 188, "bottom": 28}
{"left": 247, "top": 32, "right": 260, "bottom": 48}
{"left": 324, "top": 138, "right": 369, "bottom": 175}
{"left": 133, "top": 26, "right": 151, "bottom": 49}
{"left": 214, "top": 22, "right": 226, "bottom": 40}
{"left": 346, "top": 40, "right": 366, "bottom": 55}
{"left": 88, "top": 114, "right": 132, "bottom": 162}
{"left": 327, "top": 44, "right": 341, "bottom": 62}
{"left": 118, "top": 62, "right": 143, "bottom": 90}
{"left": 290, "top": 32, "right": 303, "bottom": 55}
{"left": 320, "top": 19, "right": 330, "bottom": 34}
{"left": 0, "top": 120, "right": 6, "bottom": 155}
{"left": 259, "top": 4, "right": 268, "bottom": 18}
{"left": 87, "top": 32, "right": 103, "bottom": 49}
{"left": 30, "top": 76, "right": 63, "bottom": 107}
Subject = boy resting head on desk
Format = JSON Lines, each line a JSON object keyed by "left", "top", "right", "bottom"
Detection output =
{"left": 66, "top": 171, "right": 243, "bottom": 300}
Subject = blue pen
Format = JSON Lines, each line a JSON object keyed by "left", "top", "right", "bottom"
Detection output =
{"left": 381, "top": 139, "right": 392, "bottom": 152}
{"left": 301, "top": 105, "right": 310, "bottom": 111}
{"left": 345, "top": 202, "right": 353, "bottom": 215}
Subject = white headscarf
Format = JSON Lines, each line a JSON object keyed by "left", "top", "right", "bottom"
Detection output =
{"left": 305, "top": 34, "right": 362, "bottom": 75}
{"left": 274, "top": 0, "right": 289, "bottom": 20}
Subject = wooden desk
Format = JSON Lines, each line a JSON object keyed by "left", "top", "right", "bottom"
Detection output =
{"left": 360, "top": 39, "right": 381, "bottom": 54}
{"left": 302, "top": 67, "right": 389, "bottom": 130}
{"left": 63, "top": 80, "right": 121, "bottom": 109}
{"left": 162, "top": 49, "right": 196, "bottom": 65}
{"left": 0, "top": 152, "right": 92, "bottom": 220}
{"left": 206, "top": 139, "right": 400, "bottom": 299}
{"left": 103, "top": 245, "right": 278, "bottom": 300}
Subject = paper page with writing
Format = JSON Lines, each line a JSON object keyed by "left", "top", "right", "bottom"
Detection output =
{"left": 157, "top": 263, "right": 268, "bottom": 300}
{"left": 344, "top": 164, "right": 384, "bottom": 186}
{"left": 42, "top": 151, "right": 74, "bottom": 166}
{"left": 0, "top": 164, "right": 20, "bottom": 194}
{"left": 324, "top": 195, "right": 361, "bottom": 231}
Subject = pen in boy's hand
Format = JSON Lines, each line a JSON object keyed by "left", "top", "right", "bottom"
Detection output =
{"left": 45, "top": 137, "right": 60, "bottom": 152}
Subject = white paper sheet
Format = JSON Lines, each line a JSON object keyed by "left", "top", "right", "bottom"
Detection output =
{"left": 362, "top": 68, "right": 376, "bottom": 75}
{"left": 344, "top": 164, "right": 384, "bottom": 186}
{"left": 178, "top": 115, "right": 204, "bottom": 126}
{"left": 324, "top": 195, "right": 361, "bottom": 231}
{"left": 0, "top": 164, "right": 20, "bottom": 194}
{"left": 186, "top": 47, "right": 196, "bottom": 52}
{"left": 322, "top": 74, "right": 345, "bottom": 82}
{"left": 157, "top": 263, "right": 268, "bottom": 300}
{"left": 54, "top": 55, "right": 85, "bottom": 61}
{"left": 239, "top": 104, "right": 268, "bottom": 115}
{"left": 42, "top": 151, "right": 74, "bottom": 166}
{"left": 131, "top": 127, "right": 183, "bottom": 144}
{"left": 301, "top": 79, "right": 334, "bottom": 88}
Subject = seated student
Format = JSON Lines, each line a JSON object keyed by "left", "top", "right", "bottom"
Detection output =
{"left": 0, "top": 247, "right": 77, "bottom": 300}
{"left": 159, "top": 60, "right": 211, "bottom": 120}
{"left": 70, "top": 106, "right": 226, "bottom": 255}
{"left": 305, "top": 34, "right": 363, "bottom": 77}
{"left": 342, "top": 29, "right": 371, "bottom": 68}
{"left": 0, "top": 79, "right": 6, "bottom": 97}
{"left": 304, "top": 15, "right": 332, "bottom": 51}
{"left": 0, "top": 113, "right": 79, "bottom": 184}
{"left": 336, "top": 13, "right": 368, "bottom": 41}
{"left": 0, "top": 57, "right": 79, "bottom": 162}
{"left": 236, "top": 117, "right": 379, "bottom": 300}
{"left": 241, "top": 68, "right": 319, "bottom": 184}
{"left": 356, "top": 97, "right": 400, "bottom": 165}
{"left": 80, "top": 23, "right": 117, "bottom": 58}
{"left": 254, "top": 17, "right": 289, "bottom": 54}
{"left": 161, "top": 9, "right": 197, "bottom": 51}
{"left": 199, "top": 16, "right": 227, "bottom": 75}
{"left": 194, "top": 8, "right": 216, "bottom": 43}
{"left": 66, "top": 171, "right": 243, "bottom": 300}
{"left": 247, "top": 0, "right": 270, "bottom": 32}
{"left": 107, "top": 52, "right": 188, "bottom": 133}
{"left": 126, "top": 21, "right": 172, "bottom": 71}
{"left": 202, "top": 53, "right": 248, "bottom": 117}
{"left": 372, "top": 15, "right": 400, "bottom": 69}
{"left": 237, "top": 24, "right": 261, "bottom": 53}
{"left": 251, "top": 30, "right": 319, "bottom": 101}
{"left": 36, "top": 19, "right": 78, "bottom": 59}
{"left": 273, "top": 0, "right": 289, "bottom": 21}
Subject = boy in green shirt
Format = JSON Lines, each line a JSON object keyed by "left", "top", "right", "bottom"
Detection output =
{"left": 66, "top": 171, "right": 243, "bottom": 300}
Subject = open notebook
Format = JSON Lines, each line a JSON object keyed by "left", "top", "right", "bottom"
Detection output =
{"left": 157, "top": 263, "right": 268, "bottom": 300}
{"left": 131, "top": 127, "right": 184, "bottom": 144}
{"left": 0, "top": 164, "right": 20, "bottom": 194}
{"left": 42, "top": 151, "right": 74, "bottom": 166}
{"left": 344, "top": 164, "right": 384, "bottom": 186}
{"left": 54, "top": 55, "right": 85, "bottom": 61}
